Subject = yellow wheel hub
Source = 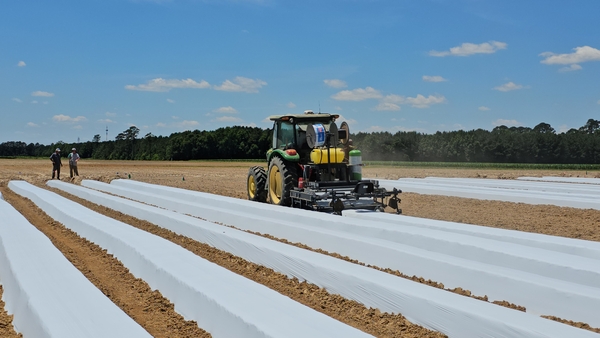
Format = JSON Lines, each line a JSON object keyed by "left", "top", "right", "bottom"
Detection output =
{"left": 269, "top": 165, "right": 282, "bottom": 204}
{"left": 248, "top": 175, "right": 256, "bottom": 199}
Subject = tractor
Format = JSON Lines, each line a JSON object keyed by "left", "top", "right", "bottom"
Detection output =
{"left": 247, "top": 110, "right": 401, "bottom": 215}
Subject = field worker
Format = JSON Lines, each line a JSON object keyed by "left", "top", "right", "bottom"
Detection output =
{"left": 50, "top": 148, "right": 63, "bottom": 180}
{"left": 68, "top": 147, "right": 80, "bottom": 178}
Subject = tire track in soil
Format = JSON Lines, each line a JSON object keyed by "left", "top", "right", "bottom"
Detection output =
{"left": 45, "top": 185, "right": 446, "bottom": 338}
{"left": 1, "top": 187, "right": 211, "bottom": 338}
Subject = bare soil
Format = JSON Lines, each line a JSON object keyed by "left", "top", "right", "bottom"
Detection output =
{"left": 1, "top": 158, "right": 599, "bottom": 337}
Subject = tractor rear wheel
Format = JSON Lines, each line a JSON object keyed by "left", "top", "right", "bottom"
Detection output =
{"left": 268, "top": 157, "right": 298, "bottom": 206}
{"left": 247, "top": 166, "right": 267, "bottom": 202}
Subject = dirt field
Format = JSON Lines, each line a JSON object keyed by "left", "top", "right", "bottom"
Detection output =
{"left": 1, "top": 158, "right": 599, "bottom": 337}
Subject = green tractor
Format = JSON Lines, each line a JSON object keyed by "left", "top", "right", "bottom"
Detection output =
{"left": 247, "top": 110, "right": 401, "bottom": 215}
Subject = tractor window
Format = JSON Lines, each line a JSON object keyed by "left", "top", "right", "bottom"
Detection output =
{"left": 276, "top": 122, "right": 295, "bottom": 149}
{"left": 295, "top": 124, "right": 310, "bottom": 150}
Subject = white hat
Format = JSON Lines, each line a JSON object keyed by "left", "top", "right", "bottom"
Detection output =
{"left": 72, "top": 148, "right": 76, "bottom": 151}
{"left": 55, "top": 148, "right": 61, "bottom": 152}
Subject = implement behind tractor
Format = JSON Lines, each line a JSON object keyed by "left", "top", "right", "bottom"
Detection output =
{"left": 247, "top": 110, "right": 401, "bottom": 215}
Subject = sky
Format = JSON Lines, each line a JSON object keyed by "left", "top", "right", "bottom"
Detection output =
{"left": 1, "top": 0, "right": 599, "bottom": 145}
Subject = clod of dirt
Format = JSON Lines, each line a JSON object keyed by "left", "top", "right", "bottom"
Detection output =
{"left": 492, "top": 300, "right": 526, "bottom": 312}
{"left": 542, "top": 315, "right": 600, "bottom": 334}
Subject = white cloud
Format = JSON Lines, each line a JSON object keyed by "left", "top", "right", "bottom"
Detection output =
{"left": 175, "top": 120, "right": 200, "bottom": 128}
{"left": 213, "top": 76, "right": 267, "bottom": 93}
{"left": 422, "top": 75, "right": 447, "bottom": 82}
{"left": 105, "top": 111, "right": 117, "bottom": 117}
{"left": 540, "top": 46, "right": 600, "bottom": 65}
{"left": 324, "top": 79, "right": 347, "bottom": 88}
{"left": 559, "top": 64, "right": 583, "bottom": 72}
{"left": 32, "top": 91, "right": 54, "bottom": 97}
{"left": 53, "top": 114, "right": 87, "bottom": 123}
{"left": 73, "top": 125, "right": 83, "bottom": 130}
{"left": 334, "top": 106, "right": 342, "bottom": 111}
{"left": 98, "top": 119, "right": 115, "bottom": 124}
{"left": 331, "top": 87, "right": 382, "bottom": 101}
{"left": 429, "top": 41, "right": 507, "bottom": 57}
{"left": 26, "top": 122, "right": 38, "bottom": 127}
{"left": 597, "top": 100, "right": 600, "bottom": 105}
{"left": 381, "top": 94, "right": 404, "bottom": 104}
{"left": 403, "top": 94, "right": 446, "bottom": 108}
{"left": 479, "top": 106, "right": 491, "bottom": 111}
{"left": 216, "top": 116, "right": 243, "bottom": 122}
{"left": 125, "top": 78, "right": 210, "bottom": 92}
{"left": 493, "top": 119, "right": 521, "bottom": 127}
{"left": 364, "top": 126, "right": 385, "bottom": 132}
{"left": 360, "top": 125, "right": 426, "bottom": 133}
{"left": 493, "top": 82, "right": 524, "bottom": 92}
{"left": 374, "top": 102, "right": 401, "bottom": 111}
{"left": 43, "top": 101, "right": 48, "bottom": 104}
{"left": 167, "top": 98, "right": 175, "bottom": 103}
{"left": 377, "top": 93, "right": 446, "bottom": 109}
{"left": 214, "top": 106, "right": 238, "bottom": 114}
{"left": 155, "top": 120, "right": 200, "bottom": 130}
{"left": 172, "top": 116, "right": 179, "bottom": 119}
{"left": 287, "top": 102, "right": 296, "bottom": 108}
{"left": 31, "top": 101, "right": 38, "bottom": 104}
{"left": 12, "top": 98, "right": 22, "bottom": 103}
{"left": 18, "top": 61, "right": 26, "bottom": 67}
{"left": 558, "top": 125, "right": 570, "bottom": 133}
{"left": 335, "top": 114, "right": 357, "bottom": 126}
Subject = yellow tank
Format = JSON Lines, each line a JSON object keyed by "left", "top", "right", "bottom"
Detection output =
{"left": 310, "top": 147, "right": 345, "bottom": 164}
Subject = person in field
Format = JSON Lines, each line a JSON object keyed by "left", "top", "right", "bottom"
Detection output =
{"left": 50, "top": 148, "right": 62, "bottom": 180}
{"left": 68, "top": 148, "right": 80, "bottom": 178}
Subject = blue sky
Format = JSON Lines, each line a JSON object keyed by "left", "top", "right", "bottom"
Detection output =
{"left": 2, "top": 0, "right": 599, "bottom": 144}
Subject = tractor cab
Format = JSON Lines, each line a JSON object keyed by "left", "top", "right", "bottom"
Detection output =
{"left": 269, "top": 111, "right": 346, "bottom": 163}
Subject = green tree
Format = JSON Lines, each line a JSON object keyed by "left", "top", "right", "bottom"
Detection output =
{"left": 579, "top": 119, "right": 600, "bottom": 135}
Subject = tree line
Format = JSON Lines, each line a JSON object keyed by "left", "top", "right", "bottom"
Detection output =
{"left": 352, "top": 119, "right": 600, "bottom": 163}
{"left": 1, "top": 119, "right": 600, "bottom": 164}
{"left": 0, "top": 126, "right": 271, "bottom": 161}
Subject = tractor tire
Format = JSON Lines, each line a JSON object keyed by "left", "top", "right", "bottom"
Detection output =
{"left": 247, "top": 166, "right": 267, "bottom": 202}
{"left": 267, "top": 156, "right": 298, "bottom": 206}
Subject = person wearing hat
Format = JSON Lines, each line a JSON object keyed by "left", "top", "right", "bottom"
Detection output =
{"left": 50, "top": 148, "right": 63, "bottom": 180}
{"left": 68, "top": 147, "right": 80, "bottom": 178}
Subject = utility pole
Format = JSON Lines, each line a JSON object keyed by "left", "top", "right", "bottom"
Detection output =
{"left": 106, "top": 126, "right": 108, "bottom": 141}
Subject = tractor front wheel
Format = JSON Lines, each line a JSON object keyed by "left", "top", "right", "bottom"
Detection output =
{"left": 268, "top": 157, "right": 298, "bottom": 206}
{"left": 247, "top": 166, "right": 267, "bottom": 202}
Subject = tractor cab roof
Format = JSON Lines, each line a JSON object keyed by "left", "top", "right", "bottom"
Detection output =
{"left": 268, "top": 113, "right": 339, "bottom": 123}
